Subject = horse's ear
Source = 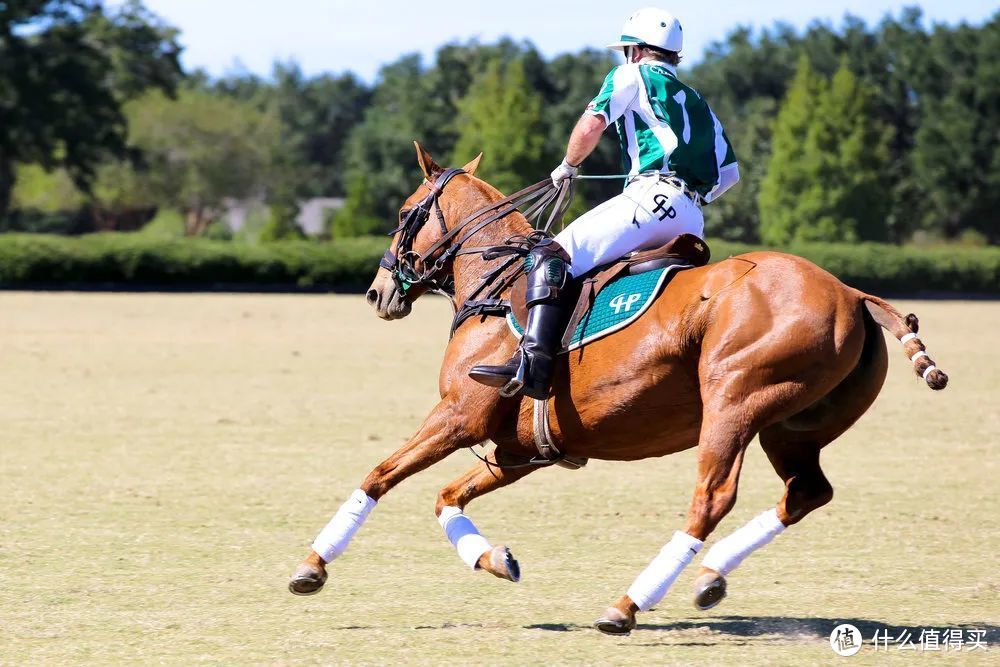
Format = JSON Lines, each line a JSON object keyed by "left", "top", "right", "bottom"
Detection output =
{"left": 461, "top": 152, "right": 483, "bottom": 176}
{"left": 414, "top": 141, "right": 441, "bottom": 181}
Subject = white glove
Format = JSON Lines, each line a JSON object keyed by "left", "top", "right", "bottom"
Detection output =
{"left": 550, "top": 158, "right": 579, "bottom": 186}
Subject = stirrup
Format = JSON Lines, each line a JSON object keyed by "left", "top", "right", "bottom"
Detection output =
{"left": 500, "top": 354, "right": 554, "bottom": 400}
{"left": 499, "top": 357, "right": 527, "bottom": 398}
{"left": 499, "top": 378, "right": 524, "bottom": 398}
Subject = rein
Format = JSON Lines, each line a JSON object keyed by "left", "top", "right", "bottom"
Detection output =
{"left": 381, "top": 168, "right": 571, "bottom": 298}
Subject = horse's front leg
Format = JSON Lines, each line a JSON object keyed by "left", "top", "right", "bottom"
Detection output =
{"left": 435, "top": 448, "right": 542, "bottom": 582}
{"left": 288, "top": 399, "right": 479, "bottom": 595}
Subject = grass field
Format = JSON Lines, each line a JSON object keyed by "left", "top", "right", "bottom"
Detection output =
{"left": 1, "top": 292, "right": 997, "bottom": 665}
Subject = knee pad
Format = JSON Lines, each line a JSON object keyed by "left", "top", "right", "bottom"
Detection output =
{"left": 525, "top": 240, "right": 570, "bottom": 306}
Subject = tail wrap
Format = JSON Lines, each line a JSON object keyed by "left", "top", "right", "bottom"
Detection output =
{"left": 862, "top": 297, "right": 948, "bottom": 391}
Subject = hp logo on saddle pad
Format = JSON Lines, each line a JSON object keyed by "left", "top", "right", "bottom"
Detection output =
{"left": 830, "top": 623, "right": 862, "bottom": 656}
{"left": 610, "top": 293, "right": 643, "bottom": 314}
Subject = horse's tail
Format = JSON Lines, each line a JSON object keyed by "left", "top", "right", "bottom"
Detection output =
{"left": 860, "top": 293, "right": 949, "bottom": 390}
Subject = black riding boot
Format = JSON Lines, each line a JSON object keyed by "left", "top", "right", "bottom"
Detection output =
{"left": 469, "top": 239, "right": 570, "bottom": 400}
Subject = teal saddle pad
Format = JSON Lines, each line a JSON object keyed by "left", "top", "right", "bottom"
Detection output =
{"left": 506, "top": 264, "right": 690, "bottom": 352}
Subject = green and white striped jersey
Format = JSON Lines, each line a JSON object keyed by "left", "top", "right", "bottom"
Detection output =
{"left": 586, "top": 62, "right": 739, "bottom": 202}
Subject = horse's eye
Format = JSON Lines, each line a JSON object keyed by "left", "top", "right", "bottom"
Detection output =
{"left": 399, "top": 208, "right": 411, "bottom": 222}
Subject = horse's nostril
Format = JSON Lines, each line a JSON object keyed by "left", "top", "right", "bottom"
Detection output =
{"left": 366, "top": 288, "right": 379, "bottom": 307}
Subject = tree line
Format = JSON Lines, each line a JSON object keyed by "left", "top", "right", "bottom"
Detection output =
{"left": 2, "top": 2, "right": 997, "bottom": 245}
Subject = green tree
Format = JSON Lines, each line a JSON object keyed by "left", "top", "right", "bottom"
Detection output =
{"left": 83, "top": 0, "right": 183, "bottom": 100}
{"left": 337, "top": 55, "right": 447, "bottom": 226}
{"left": 216, "top": 63, "right": 372, "bottom": 198}
{"left": 115, "top": 89, "right": 281, "bottom": 235}
{"left": 910, "top": 17, "right": 1000, "bottom": 243}
{"left": 799, "top": 60, "right": 892, "bottom": 242}
{"left": 258, "top": 201, "right": 305, "bottom": 242}
{"left": 0, "top": 0, "right": 181, "bottom": 217}
{"left": 298, "top": 72, "right": 371, "bottom": 196}
{"left": 12, "top": 165, "right": 86, "bottom": 213}
{"left": 451, "top": 59, "right": 546, "bottom": 194}
{"left": 759, "top": 57, "right": 826, "bottom": 244}
{"left": 761, "top": 58, "right": 891, "bottom": 243}
{"left": 327, "top": 173, "right": 383, "bottom": 238}
{"left": 688, "top": 24, "right": 801, "bottom": 118}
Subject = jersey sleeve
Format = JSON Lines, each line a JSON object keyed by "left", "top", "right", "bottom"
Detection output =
{"left": 585, "top": 65, "right": 640, "bottom": 124}
{"left": 703, "top": 107, "right": 740, "bottom": 203}
{"left": 719, "top": 131, "right": 737, "bottom": 168}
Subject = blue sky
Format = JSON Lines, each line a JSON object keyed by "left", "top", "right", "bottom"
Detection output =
{"left": 127, "top": 1, "right": 996, "bottom": 81}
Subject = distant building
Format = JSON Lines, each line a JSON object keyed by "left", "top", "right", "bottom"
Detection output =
{"left": 222, "top": 197, "right": 344, "bottom": 237}
{"left": 296, "top": 198, "right": 344, "bottom": 236}
{"left": 221, "top": 198, "right": 265, "bottom": 233}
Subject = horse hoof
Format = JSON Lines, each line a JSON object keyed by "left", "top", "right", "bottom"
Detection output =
{"left": 594, "top": 606, "right": 636, "bottom": 636}
{"left": 481, "top": 546, "right": 520, "bottom": 582}
{"left": 693, "top": 571, "right": 727, "bottom": 610}
{"left": 288, "top": 562, "right": 327, "bottom": 596}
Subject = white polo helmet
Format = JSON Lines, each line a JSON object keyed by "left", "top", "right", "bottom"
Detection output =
{"left": 606, "top": 7, "right": 683, "bottom": 54}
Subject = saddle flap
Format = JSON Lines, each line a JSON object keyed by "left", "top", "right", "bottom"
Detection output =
{"left": 509, "top": 272, "right": 583, "bottom": 345}
{"left": 508, "top": 235, "right": 710, "bottom": 349}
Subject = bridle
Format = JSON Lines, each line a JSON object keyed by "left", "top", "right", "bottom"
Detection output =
{"left": 377, "top": 167, "right": 576, "bottom": 472}
{"left": 380, "top": 168, "right": 467, "bottom": 294}
{"left": 379, "top": 168, "right": 569, "bottom": 297}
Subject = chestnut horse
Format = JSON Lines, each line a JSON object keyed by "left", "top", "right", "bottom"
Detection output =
{"left": 289, "top": 144, "right": 948, "bottom": 634}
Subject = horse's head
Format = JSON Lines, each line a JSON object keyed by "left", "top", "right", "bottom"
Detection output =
{"left": 366, "top": 142, "right": 482, "bottom": 320}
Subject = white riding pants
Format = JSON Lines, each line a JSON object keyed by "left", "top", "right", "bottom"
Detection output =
{"left": 554, "top": 174, "right": 705, "bottom": 277}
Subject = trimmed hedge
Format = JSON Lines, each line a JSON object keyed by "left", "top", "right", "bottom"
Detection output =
{"left": 709, "top": 240, "right": 1000, "bottom": 294}
{"left": 0, "top": 232, "right": 998, "bottom": 294}
{"left": 0, "top": 233, "right": 388, "bottom": 290}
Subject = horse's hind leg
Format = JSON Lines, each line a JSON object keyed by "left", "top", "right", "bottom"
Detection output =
{"left": 595, "top": 415, "right": 752, "bottom": 635}
{"left": 692, "top": 315, "right": 886, "bottom": 610}
{"left": 288, "top": 400, "right": 477, "bottom": 596}
{"left": 435, "top": 448, "right": 541, "bottom": 582}
{"left": 691, "top": 438, "right": 831, "bottom": 610}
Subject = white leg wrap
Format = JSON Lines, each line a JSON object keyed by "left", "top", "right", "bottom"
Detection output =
{"left": 626, "top": 531, "right": 703, "bottom": 611}
{"left": 700, "top": 508, "right": 786, "bottom": 576}
{"left": 311, "top": 489, "right": 377, "bottom": 563}
{"left": 438, "top": 506, "right": 492, "bottom": 570}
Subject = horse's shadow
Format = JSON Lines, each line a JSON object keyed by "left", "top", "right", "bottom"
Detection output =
{"left": 525, "top": 616, "right": 999, "bottom": 645}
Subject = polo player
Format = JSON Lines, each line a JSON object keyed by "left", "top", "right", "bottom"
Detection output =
{"left": 470, "top": 7, "right": 740, "bottom": 399}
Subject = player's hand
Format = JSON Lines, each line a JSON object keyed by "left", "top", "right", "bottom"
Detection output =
{"left": 550, "top": 158, "right": 579, "bottom": 187}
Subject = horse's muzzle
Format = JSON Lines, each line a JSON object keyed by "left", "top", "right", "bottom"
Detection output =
{"left": 367, "top": 271, "right": 412, "bottom": 321}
